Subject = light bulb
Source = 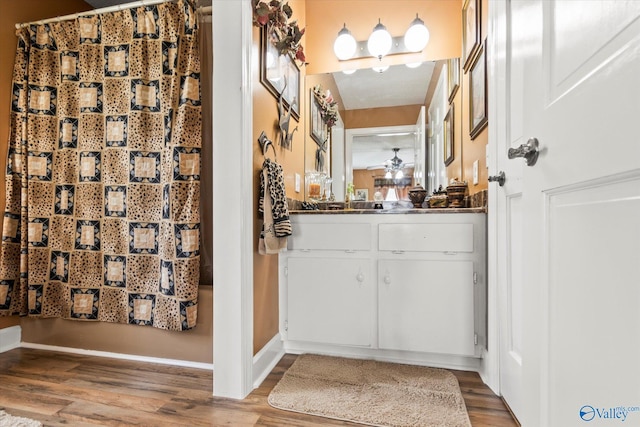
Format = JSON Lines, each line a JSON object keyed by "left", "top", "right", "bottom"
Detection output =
{"left": 395, "top": 170, "right": 404, "bottom": 179}
{"left": 406, "top": 62, "right": 422, "bottom": 69}
{"left": 342, "top": 69, "right": 357, "bottom": 75}
{"left": 385, "top": 170, "right": 392, "bottom": 179}
{"left": 372, "top": 65, "right": 389, "bottom": 73}
{"left": 367, "top": 19, "right": 392, "bottom": 59}
{"left": 404, "top": 14, "right": 429, "bottom": 52}
{"left": 333, "top": 24, "right": 357, "bottom": 60}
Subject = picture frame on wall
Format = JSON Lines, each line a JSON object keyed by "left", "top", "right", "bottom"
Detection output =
{"left": 447, "top": 57, "right": 460, "bottom": 103}
{"left": 462, "top": 0, "right": 481, "bottom": 72}
{"left": 260, "top": 25, "right": 300, "bottom": 121}
{"left": 469, "top": 42, "right": 488, "bottom": 139}
{"left": 444, "top": 103, "right": 454, "bottom": 166}
{"left": 354, "top": 189, "right": 368, "bottom": 201}
{"left": 310, "top": 91, "right": 327, "bottom": 145}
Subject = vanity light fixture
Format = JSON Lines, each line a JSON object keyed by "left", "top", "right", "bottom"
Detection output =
{"left": 333, "top": 14, "right": 430, "bottom": 61}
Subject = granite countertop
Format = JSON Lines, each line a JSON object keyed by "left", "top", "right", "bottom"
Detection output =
{"left": 290, "top": 207, "right": 486, "bottom": 215}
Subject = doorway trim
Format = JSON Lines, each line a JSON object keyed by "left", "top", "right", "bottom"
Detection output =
{"left": 212, "top": 0, "right": 255, "bottom": 399}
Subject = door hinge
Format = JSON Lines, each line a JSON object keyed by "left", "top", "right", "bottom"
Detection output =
{"left": 284, "top": 320, "right": 288, "bottom": 331}
{"left": 473, "top": 272, "right": 478, "bottom": 285}
{"left": 474, "top": 333, "right": 478, "bottom": 345}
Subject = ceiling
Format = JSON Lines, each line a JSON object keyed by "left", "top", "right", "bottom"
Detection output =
{"left": 333, "top": 61, "right": 434, "bottom": 110}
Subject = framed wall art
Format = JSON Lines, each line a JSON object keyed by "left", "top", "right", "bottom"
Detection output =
{"left": 260, "top": 25, "right": 300, "bottom": 121}
{"left": 462, "top": 0, "right": 481, "bottom": 72}
{"left": 310, "top": 90, "right": 327, "bottom": 145}
{"left": 444, "top": 103, "right": 454, "bottom": 166}
{"left": 469, "top": 42, "right": 488, "bottom": 139}
{"left": 448, "top": 57, "right": 460, "bottom": 103}
{"left": 354, "top": 189, "right": 368, "bottom": 201}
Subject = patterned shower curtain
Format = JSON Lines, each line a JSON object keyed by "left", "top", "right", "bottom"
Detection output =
{"left": 0, "top": 0, "right": 201, "bottom": 331}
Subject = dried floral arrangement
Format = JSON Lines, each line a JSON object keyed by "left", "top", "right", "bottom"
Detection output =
{"left": 252, "top": 0, "right": 306, "bottom": 64}
{"left": 313, "top": 85, "right": 339, "bottom": 128}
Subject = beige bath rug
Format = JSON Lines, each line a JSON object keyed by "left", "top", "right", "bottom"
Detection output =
{"left": 268, "top": 354, "right": 471, "bottom": 427}
{"left": 0, "top": 410, "right": 42, "bottom": 427}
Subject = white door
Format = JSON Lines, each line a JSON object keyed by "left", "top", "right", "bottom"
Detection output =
{"left": 492, "top": 0, "right": 527, "bottom": 420}
{"left": 414, "top": 105, "right": 426, "bottom": 188}
{"left": 495, "top": 1, "right": 640, "bottom": 426}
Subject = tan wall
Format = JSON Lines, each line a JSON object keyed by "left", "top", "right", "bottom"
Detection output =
{"left": 0, "top": 0, "right": 93, "bottom": 329}
{"left": 345, "top": 105, "right": 422, "bottom": 129}
{"left": 447, "top": 0, "right": 489, "bottom": 194}
{"left": 305, "top": 0, "right": 462, "bottom": 75}
{"left": 21, "top": 287, "right": 213, "bottom": 363}
{"left": 0, "top": 316, "right": 20, "bottom": 329}
{"left": 252, "top": 0, "right": 306, "bottom": 355}
{"left": 353, "top": 169, "right": 375, "bottom": 200}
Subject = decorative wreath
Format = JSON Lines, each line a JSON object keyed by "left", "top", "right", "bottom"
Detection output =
{"left": 313, "top": 84, "right": 339, "bottom": 128}
{"left": 252, "top": 0, "right": 306, "bottom": 64}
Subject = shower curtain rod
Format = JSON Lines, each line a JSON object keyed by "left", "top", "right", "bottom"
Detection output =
{"left": 16, "top": 0, "right": 211, "bottom": 29}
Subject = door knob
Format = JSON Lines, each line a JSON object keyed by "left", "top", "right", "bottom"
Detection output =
{"left": 488, "top": 171, "right": 505, "bottom": 186}
{"left": 508, "top": 137, "right": 539, "bottom": 166}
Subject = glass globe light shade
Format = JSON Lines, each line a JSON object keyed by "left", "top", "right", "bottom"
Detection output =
{"left": 367, "top": 20, "right": 392, "bottom": 59}
{"left": 342, "top": 69, "right": 357, "bottom": 75}
{"left": 395, "top": 169, "right": 404, "bottom": 179}
{"left": 333, "top": 24, "right": 357, "bottom": 60}
{"left": 385, "top": 170, "right": 392, "bottom": 179}
{"left": 404, "top": 15, "right": 430, "bottom": 52}
{"left": 405, "top": 61, "right": 422, "bottom": 69}
{"left": 372, "top": 65, "right": 389, "bottom": 73}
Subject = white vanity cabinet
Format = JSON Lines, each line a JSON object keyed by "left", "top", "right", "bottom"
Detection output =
{"left": 279, "top": 211, "right": 486, "bottom": 370}
{"left": 286, "top": 256, "right": 373, "bottom": 347}
{"left": 378, "top": 259, "right": 475, "bottom": 356}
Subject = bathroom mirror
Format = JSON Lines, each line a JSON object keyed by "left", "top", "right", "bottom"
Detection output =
{"left": 305, "top": 58, "right": 454, "bottom": 201}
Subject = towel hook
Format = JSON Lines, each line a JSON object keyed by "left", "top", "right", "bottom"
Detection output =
{"left": 258, "top": 131, "right": 277, "bottom": 160}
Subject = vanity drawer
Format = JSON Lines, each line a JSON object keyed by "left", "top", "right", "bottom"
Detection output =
{"left": 288, "top": 223, "right": 371, "bottom": 251}
{"left": 378, "top": 223, "right": 474, "bottom": 252}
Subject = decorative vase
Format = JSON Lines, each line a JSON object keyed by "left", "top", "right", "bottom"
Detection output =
{"left": 446, "top": 182, "right": 468, "bottom": 208}
{"left": 408, "top": 185, "right": 427, "bottom": 208}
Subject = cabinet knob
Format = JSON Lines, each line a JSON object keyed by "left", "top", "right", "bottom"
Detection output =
{"left": 356, "top": 272, "right": 365, "bottom": 283}
{"left": 383, "top": 275, "right": 391, "bottom": 285}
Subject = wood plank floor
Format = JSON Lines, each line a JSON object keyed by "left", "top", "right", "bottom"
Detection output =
{"left": 0, "top": 348, "right": 518, "bottom": 426}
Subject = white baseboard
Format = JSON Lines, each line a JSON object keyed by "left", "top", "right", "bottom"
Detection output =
{"left": 253, "top": 333, "right": 284, "bottom": 389}
{"left": 0, "top": 325, "right": 21, "bottom": 353}
{"left": 20, "top": 342, "right": 214, "bottom": 371}
{"left": 283, "top": 340, "right": 482, "bottom": 373}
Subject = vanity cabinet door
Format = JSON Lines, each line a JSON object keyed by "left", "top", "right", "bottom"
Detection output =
{"left": 378, "top": 259, "right": 476, "bottom": 356}
{"left": 286, "top": 256, "right": 373, "bottom": 347}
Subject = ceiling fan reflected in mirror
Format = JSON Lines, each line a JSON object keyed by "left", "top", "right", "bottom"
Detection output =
{"left": 384, "top": 148, "right": 404, "bottom": 179}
